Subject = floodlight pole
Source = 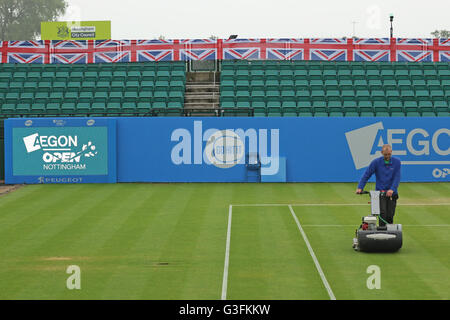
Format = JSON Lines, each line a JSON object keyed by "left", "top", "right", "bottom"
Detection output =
{"left": 390, "top": 14, "right": 394, "bottom": 39}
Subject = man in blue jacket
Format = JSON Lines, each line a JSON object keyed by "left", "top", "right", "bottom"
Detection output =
{"left": 356, "top": 144, "right": 401, "bottom": 226}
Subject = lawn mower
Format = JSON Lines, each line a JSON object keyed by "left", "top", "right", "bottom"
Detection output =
{"left": 352, "top": 190, "right": 402, "bottom": 252}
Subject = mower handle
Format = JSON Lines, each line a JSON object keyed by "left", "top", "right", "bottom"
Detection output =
{"left": 357, "top": 190, "right": 370, "bottom": 195}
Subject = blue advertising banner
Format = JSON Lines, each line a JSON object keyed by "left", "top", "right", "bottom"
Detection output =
{"left": 115, "top": 117, "right": 450, "bottom": 183}
{"left": 3, "top": 117, "right": 449, "bottom": 183}
{"left": 4, "top": 118, "right": 117, "bottom": 184}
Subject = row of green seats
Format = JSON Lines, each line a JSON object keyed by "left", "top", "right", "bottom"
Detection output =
{"left": 221, "top": 99, "right": 450, "bottom": 107}
{"left": 221, "top": 68, "right": 449, "bottom": 77}
{"left": 220, "top": 78, "right": 450, "bottom": 89}
{"left": 220, "top": 91, "right": 449, "bottom": 102}
{"left": 221, "top": 70, "right": 450, "bottom": 82}
{"left": 1, "top": 92, "right": 183, "bottom": 105}
{"left": 221, "top": 60, "right": 449, "bottom": 71}
{"left": 0, "top": 62, "right": 187, "bottom": 73}
{"left": 0, "top": 101, "right": 184, "bottom": 117}
{"left": 220, "top": 82, "right": 450, "bottom": 96}
{"left": 0, "top": 71, "right": 186, "bottom": 83}
{"left": 221, "top": 106, "right": 449, "bottom": 117}
{"left": 221, "top": 100, "right": 449, "bottom": 111}
{"left": 1, "top": 89, "right": 184, "bottom": 99}
{"left": 0, "top": 81, "right": 185, "bottom": 95}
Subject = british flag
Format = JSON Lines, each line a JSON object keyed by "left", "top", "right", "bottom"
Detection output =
{"left": 136, "top": 39, "right": 174, "bottom": 62}
{"left": 222, "top": 39, "right": 263, "bottom": 60}
{"left": 308, "top": 39, "right": 346, "bottom": 61}
{"left": 266, "top": 39, "right": 304, "bottom": 60}
{"left": 353, "top": 38, "right": 390, "bottom": 62}
{"left": 93, "top": 40, "right": 131, "bottom": 63}
{"left": 1, "top": 41, "right": 47, "bottom": 64}
{"left": 50, "top": 40, "right": 89, "bottom": 64}
{"left": 396, "top": 38, "right": 434, "bottom": 62}
{"left": 438, "top": 38, "right": 450, "bottom": 62}
{"left": 1, "top": 38, "right": 449, "bottom": 64}
{"left": 179, "top": 39, "right": 217, "bottom": 60}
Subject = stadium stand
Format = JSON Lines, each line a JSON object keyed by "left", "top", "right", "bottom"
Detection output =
{"left": 0, "top": 59, "right": 449, "bottom": 118}
{"left": 0, "top": 61, "right": 187, "bottom": 118}
{"left": 219, "top": 60, "right": 450, "bottom": 117}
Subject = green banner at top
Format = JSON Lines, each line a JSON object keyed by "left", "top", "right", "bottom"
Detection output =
{"left": 41, "top": 21, "right": 111, "bottom": 40}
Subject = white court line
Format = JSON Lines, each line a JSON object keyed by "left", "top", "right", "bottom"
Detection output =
{"left": 232, "top": 203, "right": 450, "bottom": 207}
{"left": 221, "top": 205, "right": 232, "bottom": 300}
{"left": 288, "top": 205, "right": 336, "bottom": 300}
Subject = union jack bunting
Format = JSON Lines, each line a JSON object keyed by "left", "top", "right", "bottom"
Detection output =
{"left": 179, "top": 39, "right": 217, "bottom": 61}
{"left": 50, "top": 40, "right": 89, "bottom": 64}
{"left": 0, "top": 38, "right": 449, "bottom": 64}
{"left": 222, "top": 39, "right": 264, "bottom": 60}
{"left": 353, "top": 38, "right": 390, "bottom": 62}
{"left": 439, "top": 38, "right": 450, "bottom": 62}
{"left": 1, "top": 41, "right": 47, "bottom": 64}
{"left": 266, "top": 39, "right": 304, "bottom": 60}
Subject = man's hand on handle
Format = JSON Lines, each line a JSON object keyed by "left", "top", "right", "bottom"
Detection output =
{"left": 356, "top": 189, "right": 394, "bottom": 197}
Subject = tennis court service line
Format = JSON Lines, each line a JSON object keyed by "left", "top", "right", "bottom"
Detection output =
{"left": 231, "top": 203, "right": 450, "bottom": 207}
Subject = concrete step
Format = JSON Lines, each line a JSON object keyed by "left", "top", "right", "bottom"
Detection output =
{"left": 185, "top": 93, "right": 219, "bottom": 99}
{"left": 184, "top": 102, "right": 220, "bottom": 108}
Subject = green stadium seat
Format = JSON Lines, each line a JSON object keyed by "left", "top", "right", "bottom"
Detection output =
{"left": 252, "top": 106, "right": 267, "bottom": 117}
{"left": 0, "top": 72, "right": 12, "bottom": 82}
{"left": 236, "top": 80, "right": 250, "bottom": 91}
{"left": 48, "top": 92, "right": 63, "bottom": 104}
{"left": 391, "top": 111, "right": 406, "bottom": 117}
{"left": 294, "top": 69, "right": 307, "bottom": 80}
{"left": 395, "top": 69, "right": 410, "bottom": 81}
{"left": 280, "top": 79, "right": 294, "bottom": 91}
{"left": 314, "top": 111, "right": 328, "bottom": 117}
{"left": 98, "top": 71, "right": 113, "bottom": 81}
{"left": 311, "top": 90, "right": 326, "bottom": 102}
{"left": 46, "top": 103, "right": 61, "bottom": 115}
{"left": 326, "top": 90, "right": 341, "bottom": 101}
{"left": 438, "top": 69, "right": 450, "bottom": 80}
{"left": 344, "top": 111, "right": 359, "bottom": 117}
{"left": 308, "top": 69, "right": 322, "bottom": 80}
{"left": 412, "top": 79, "right": 427, "bottom": 91}
{"left": 16, "top": 103, "right": 31, "bottom": 114}
{"left": 421, "top": 111, "right": 436, "bottom": 117}
{"left": 430, "top": 90, "right": 445, "bottom": 101}
{"left": 66, "top": 81, "right": 81, "bottom": 93}
{"left": 360, "top": 111, "right": 374, "bottom": 117}
{"left": 323, "top": 69, "right": 337, "bottom": 80}
{"left": 415, "top": 90, "right": 430, "bottom": 101}
{"left": 136, "top": 101, "right": 151, "bottom": 114}
{"left": 31, "top": 102, "right": 46, "bottom": 115}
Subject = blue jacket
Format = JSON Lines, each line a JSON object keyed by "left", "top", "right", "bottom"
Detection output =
{"left": 358, "top": 157, "right": 401, "bottom": 194}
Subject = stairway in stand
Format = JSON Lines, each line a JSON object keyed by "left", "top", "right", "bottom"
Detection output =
{"left": 183, "top": 71, "right": 220, "bottom": 116}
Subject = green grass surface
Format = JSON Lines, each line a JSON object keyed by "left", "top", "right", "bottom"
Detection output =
{"left": 0, "top": 182, "right": 448, "bottom": 300}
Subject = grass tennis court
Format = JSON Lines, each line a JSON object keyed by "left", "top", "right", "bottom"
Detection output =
{"left": 0, "top": 182, "right": 448, "bottom": 300}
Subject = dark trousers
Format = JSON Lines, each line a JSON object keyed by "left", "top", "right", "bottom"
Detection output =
{"left": 379, "top": 194, "right": 398, "bottom": 226}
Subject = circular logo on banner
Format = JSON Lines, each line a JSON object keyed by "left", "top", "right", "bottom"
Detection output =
{"left": 205, "top": 130, "right": 244, "bottom": 168}
{"left": 87, "top": 119, "right": 95, "bottom": 126}
{"left": 24, "top": 120, "right": 33, "bottom": 127}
